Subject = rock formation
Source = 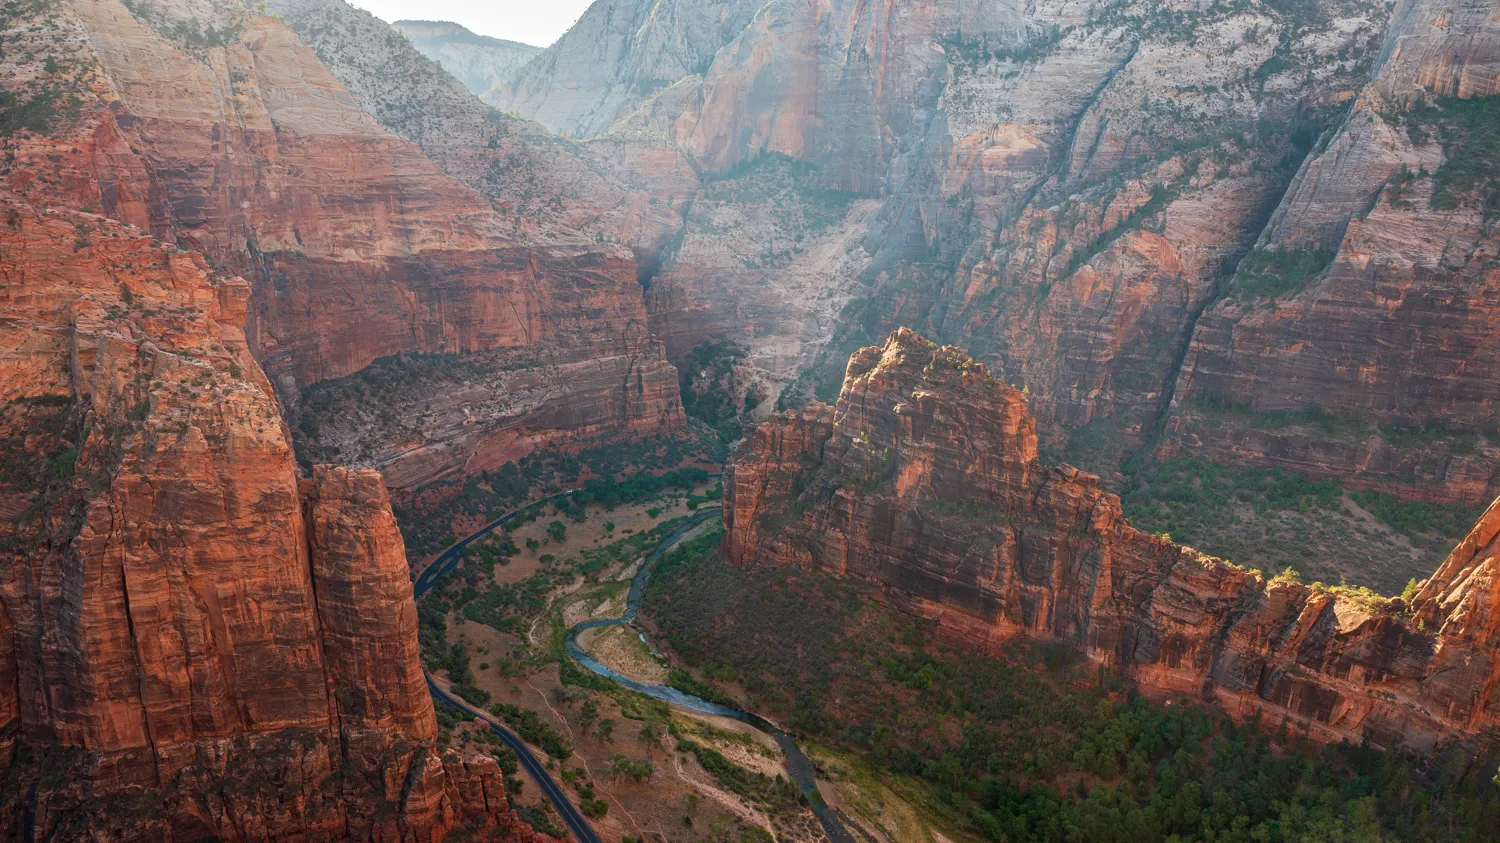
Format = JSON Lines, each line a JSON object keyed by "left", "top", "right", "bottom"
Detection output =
{"left": 482, "top": 0, "right": 1500, "bottom": 504}
{"left": 727, "top": 329, "right": 1500, "bottom": 752}
{"left": 1164, "top": 0, "right": 1500, "bottom": 501}
{"left": 0, "top": 199, "right": 534, "bottom": 840}
{"left": 493, "top": 0, "right": 764, "bottom": 140}
{"left": 393, "top": 19, "right": 540, "bottom": 100}
{"left": 0, "top": 0, "right": 684, "bottom": 489}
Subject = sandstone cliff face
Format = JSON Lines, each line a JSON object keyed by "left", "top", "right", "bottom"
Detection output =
{"left": 642, "top": 156, "right": 881, "bottom": 402}
{"left": 267, "top": 0, "right": 697, "bottom": 255}
{"left": 728, "top": 329, "right": 1500, "bottom": 752}
{"left": 0, "top": 0, "right": 683, "bottom": 488}
{"left": 0, "top": 198, "right": 532, "bottom": 840}
{"left": 1165, "top": 0, "right": 1500, "bottom": 501}
{"left": 392, "top": 19, "right": 540, "bottom": 100}
{"left": 492, "top": 0, "right": 1500, "bottom": 508}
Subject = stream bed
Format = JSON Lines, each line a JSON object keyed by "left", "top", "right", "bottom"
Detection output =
{"left": 564, "top": 509, "right": 858, "bottom": 843}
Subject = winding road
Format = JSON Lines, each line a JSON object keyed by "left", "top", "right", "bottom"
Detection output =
{"left": 413, "top": 489, "right": 605, "bottom": 843}
{"left": 414, "top": 484, "right": 853, "bottom": 843}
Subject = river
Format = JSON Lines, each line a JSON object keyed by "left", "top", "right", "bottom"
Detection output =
{"left": 564, "top": 508, "right": 858, "bottom": 843}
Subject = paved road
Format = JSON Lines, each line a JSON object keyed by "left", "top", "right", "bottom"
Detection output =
{"left": 413, "top": 489, "right": 602, "bottom": 843}
{"left": 414, "top": 480, "right": 723, "bottom": 842}
{"left": 424, "top": 676, "right": 604, "bottom": 843}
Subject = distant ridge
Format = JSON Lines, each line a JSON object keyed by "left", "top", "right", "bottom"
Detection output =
{"left": 392, "top": 19, "right": 540, "bottom": 51}
{"left": 392, "top": 19, "right": 541, "bottom": 98}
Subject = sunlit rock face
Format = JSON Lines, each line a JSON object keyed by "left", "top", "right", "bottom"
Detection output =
{"left": 0, "top": 199, "right": 532, "bottom": 840}
{"left": 727, "top": 330, "right": 1500, "bottom": 753}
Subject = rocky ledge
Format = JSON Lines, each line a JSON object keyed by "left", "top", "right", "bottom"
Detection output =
{"left": 726, "top": 328, "right": 1500, "bottom": 753}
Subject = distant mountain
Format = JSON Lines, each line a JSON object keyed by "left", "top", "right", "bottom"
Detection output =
{"left": 393, "top": 19, "right": 541, "bottom": 98}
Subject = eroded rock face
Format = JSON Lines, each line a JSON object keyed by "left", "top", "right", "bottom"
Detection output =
{"left": 1165, "top": 0, "right": 1500, "bottom": 501}
{"left": 493, "top": 0, "right": 765, "bottom": 140}
{"left": 727, "top": 329, "right": 1500, "bottom": 752}
{"left": 0, "top": 200, "right": 532, "bottom": 841}
{"left": 488, "top": 0, "right": 1500, "bottom": 506}
{"left": 0, "top": 0, "right": 683, "bottom": 488}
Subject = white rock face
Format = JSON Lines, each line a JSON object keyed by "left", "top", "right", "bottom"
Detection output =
{"left": 494, "top": 0, "right": 766, "bottom": 138}
{"left": 392, "top": 20, "right": 541, "bottom": 99}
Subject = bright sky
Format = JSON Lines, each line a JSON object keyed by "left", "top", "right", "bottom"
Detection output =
{"left": 347, "top": 0, "right": 595, "bottom": 48}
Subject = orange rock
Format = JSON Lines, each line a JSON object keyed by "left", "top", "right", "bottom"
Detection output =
{"left": 0, "top": 199, "right": 535, "bottom": 840}
{"left": 728, "top": 329, "right": 1500, "bottom": 752}
{"left": 1, "top": 0, "right": 682, "bottom": 490}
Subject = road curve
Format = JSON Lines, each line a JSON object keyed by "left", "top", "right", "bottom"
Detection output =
{"left": 413, "top": 489, "right": 602, "bottom": 843}
{"left": 425, "top": 676, "right": 604, "bottom": 843}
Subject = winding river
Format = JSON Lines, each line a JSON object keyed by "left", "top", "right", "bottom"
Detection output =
{"left": 419, "top": 492, "right": 856, "bottom": 842}
{"left": 564, "top": 508, "right": 858, "bottom": 843}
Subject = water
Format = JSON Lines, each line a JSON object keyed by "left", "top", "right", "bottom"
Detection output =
{"left": 564, "top": 509, "right": 857, "bottom": 843}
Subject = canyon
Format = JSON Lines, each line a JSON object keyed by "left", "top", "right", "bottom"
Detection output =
{"left": 464, "top": 0, "right": 1500, "bottom": 507}
{"left": 1, "top": 0, "right": 1499, "bottom": 837}
{"left": 726, "top": 328, "right": 1500, "bottom": 753}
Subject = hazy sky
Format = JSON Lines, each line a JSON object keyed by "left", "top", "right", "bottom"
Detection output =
{"left": 347, "top": 0, "right": 595, "bottom": 48}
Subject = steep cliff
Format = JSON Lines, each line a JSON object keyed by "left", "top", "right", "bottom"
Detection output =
{"left": 487, "top": 0, "right": 1500, "bottom": 512}
{"left": 0, "top": 0, "right": 683, "bottom": 489}
{"left": 392, "top": 19, "right": 540, "bottom": 99}
{"left": 493, "top": 0, "right": 764, "bottom": 140}
{"left": 0, "top": 199, "right": 533, "bottom": 840}
{"left": 267, "top": 0, "right": 697, "bottom": 254}
{"left": 727, "top": 329, "right": 1500, "bottom": 752}
{"left": 1165, "top": 0, "right": 1500, "bottom": 501}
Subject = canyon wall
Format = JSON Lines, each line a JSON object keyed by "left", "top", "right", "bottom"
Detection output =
{"left": 494, "top": 0, "right": 765, "bottom": 140}
{"left": 726, "top": 330, "right": 1500, "bottom": 753}
{"left": 1163, "top": 0, "right": 1500, "bottom": 501}
{"left": 488, "top": 0, "right": 1500, "bottom": 504}
{"left": 0, "top": 199, "right": 533, "bottom": 840}
{"left": 1, "top": 0, "right": 682, "bottom": 490}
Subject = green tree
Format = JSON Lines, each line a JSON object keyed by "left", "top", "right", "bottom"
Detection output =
{"left": 578, "top": 697, "right": 599, "bottom": 735}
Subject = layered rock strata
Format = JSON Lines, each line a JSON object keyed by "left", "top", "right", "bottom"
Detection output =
{"left": 0, "top": 0, "right": 682, "bottom": 488}
{"left": 1165, "top": 0, "right": 1500, "bottom": 501}
{"left": 727, "top": 330, "right": 1500, "bottom": 752}
{"left": 0, "top": 199, "right": 533, "bottom": 840}
{"left": 487, "top": 0, "right": 1500, "bottom": 502}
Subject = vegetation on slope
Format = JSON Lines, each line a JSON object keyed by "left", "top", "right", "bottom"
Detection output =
{"left": 1406, "top": 94, "right": 1500, "bottom": 216}
{"left": 643, "top": 529, "right": 1500, "bottom": 843}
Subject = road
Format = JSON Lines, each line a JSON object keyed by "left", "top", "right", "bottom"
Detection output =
{"left": 424, "top": 675, "right": 604, "bottom": 843}
{"left": 413, "top": 489, "right": 604, "bottom": 843}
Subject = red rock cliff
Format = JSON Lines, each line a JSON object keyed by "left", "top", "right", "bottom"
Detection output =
{"left": 0, "top": 199, "right": 532, "bottom": 841}
{"left": 727, "top": 329, "right": 1500, "bottom": 752}
{"left": 0, "top": 0, "right": 681, "bottom": 490}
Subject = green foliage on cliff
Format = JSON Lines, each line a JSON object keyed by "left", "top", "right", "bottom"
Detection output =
{"left": 1114, "top": 451, "right": 1481, "bottom": 592}
{"left": 643, "top": 537, "right": 1500, "bottom": 843}
{"left": 680, "top": 337, "right": 755, "bottom": 443}
{"left": 1407, "top": 94, "right": 1500, "bottom": 216}
{"left": 1233, "top": 247, "right": 1337, "bottom": 300}
{"left": 1348, "top": 490, "right": 1483, "bottom": 545}
{"left": 0, "top": 87, "right": 64, "bottom": 137}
